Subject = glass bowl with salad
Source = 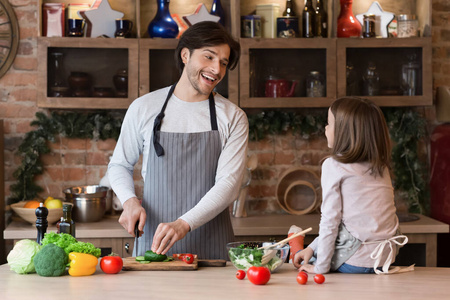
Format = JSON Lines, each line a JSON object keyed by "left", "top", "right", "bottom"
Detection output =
{"left": 226, "top": 241, "right": 289, "bottom": 272}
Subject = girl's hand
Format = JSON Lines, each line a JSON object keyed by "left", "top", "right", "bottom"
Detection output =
{"left": 299, "top": 263, "right": 315, "bottom": 273}
{"left": 293, "top": 247, "right": 314, "bottom": 269}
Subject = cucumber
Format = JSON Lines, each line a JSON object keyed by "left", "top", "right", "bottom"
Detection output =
{"left": 135, "top": 256, "right": 146, "bottom": 261}
{"left": 144, "top": 250, "right": 167, "bottom": 262}
{"left": 139, "top": 260, "right": 151, "bottom": 264}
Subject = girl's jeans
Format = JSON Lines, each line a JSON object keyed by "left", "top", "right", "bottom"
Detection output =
{"left": 337, "top": 263, "right": 377, "bottom": 274}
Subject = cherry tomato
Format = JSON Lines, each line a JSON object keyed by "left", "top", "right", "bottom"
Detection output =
{"left": 236, "top": 270, "right": 246, "bottom": 280}
{"left": 247, "top": 266, "right": 271, "bottom": 285}
{"left": 100, "top": 253, "right": 123, "bottom": 274}
{"left": 296, "top": 271, "right": 308, "bottom": 285}
{"left": 314, "top": 274, "right": 325, "bottom": 284}
{"left": 183, "top": 253, "right": 194, "bottom": 264}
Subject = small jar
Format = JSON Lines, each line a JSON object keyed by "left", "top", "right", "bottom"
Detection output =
{"left": 306, "top": 71, "right": 325, "bottom": 97}
{"left": 241, "top": 15, "right": 261, "bottom": 38}
{"left": 363, "top": 14, "right": 376, "bottom": 38}
{"left": 397, "top": 14, "right": 419, "bottom": 38}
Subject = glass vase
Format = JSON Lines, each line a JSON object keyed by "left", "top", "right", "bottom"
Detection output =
{"left": 337, "top": 0, "right": 361, "bottom": 38}
{"left": 210, "top": 0, "right": 225, "bottom": 26}
{"left": 148, "top": 0, "right": 179, "bottom": 38}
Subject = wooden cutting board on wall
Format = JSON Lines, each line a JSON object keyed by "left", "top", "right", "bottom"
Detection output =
{"left": 122, "top": 257, "right": 198, "bottom": 271}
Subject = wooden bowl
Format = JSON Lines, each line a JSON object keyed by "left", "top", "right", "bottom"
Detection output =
{"left": 284, "top": 180, "right": 318, "bottom": 215}
{"left": 276, "top": 167, "right": 321, "bottom": 214}
{"left": 10, "top": 201, "right": 69, "bottom": 225}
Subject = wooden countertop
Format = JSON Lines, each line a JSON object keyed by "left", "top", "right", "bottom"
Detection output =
{"left": 230, "top": 213, "right": 449, "bottom": 236}
{"left": 1, "top": 262, "right": 449, "bottom": 300}
{"left": 4, "top": 213, "right": 449, "bottom": 240}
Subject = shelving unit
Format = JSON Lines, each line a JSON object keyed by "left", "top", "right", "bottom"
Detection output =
{"left": 36, "top": 0, "right": 433, "bottom": 109}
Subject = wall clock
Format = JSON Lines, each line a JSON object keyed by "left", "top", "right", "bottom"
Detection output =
{"left": 0, "top": 0, "right": 19, "bottom": 78}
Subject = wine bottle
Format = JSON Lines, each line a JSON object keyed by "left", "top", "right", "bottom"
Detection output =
{"left": 315, "top": 0, "right": 328, "bottom": 37}
{"left": 283, "top": 0, "right": 296, "bottom": 17}
{"left": 302, "top": 0, "right": 315, "bottom": 37}
{"left": 59, "top": 204, "right": 76, "bottom": 237}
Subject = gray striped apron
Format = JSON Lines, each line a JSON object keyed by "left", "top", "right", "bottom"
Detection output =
{"left": 135, "top": 84, "right": 235, "bottom": 259}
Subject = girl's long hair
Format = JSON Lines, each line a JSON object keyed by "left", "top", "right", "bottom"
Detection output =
{"left": 330, "top": 97, "right": 391, "bottom": 176}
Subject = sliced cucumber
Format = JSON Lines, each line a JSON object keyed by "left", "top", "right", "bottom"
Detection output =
{"left": 139, "top": 260, "right": 151, "bottom": 264}
{"left": 135, "top": 256, "right": 146, "bottom": 261}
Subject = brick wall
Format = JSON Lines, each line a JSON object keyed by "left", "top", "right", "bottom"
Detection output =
{"left": 1, "top": 1, "right": 450, "bottom": 216}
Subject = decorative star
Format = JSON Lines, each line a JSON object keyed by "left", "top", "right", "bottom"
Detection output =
{"left": 183, "top": 3, "right": 220, "bottom": 26}
{"left": 356, "top": 1, "right": 394, "bottom": 38}
{"left": 83, "top": 0, "right": 124, "bottom": 38}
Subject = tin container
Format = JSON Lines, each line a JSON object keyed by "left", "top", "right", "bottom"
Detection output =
{"left": 277, "top": 16, "right": 299, "bottom": 38}
{"left": 397, "top": 14, "right": 419, "bottom": 38}
{"left": 256, "top": 4, "right": 281, "bottom": 38}
{"left": 241, "top": 15, "right": 262, "bottom": 38}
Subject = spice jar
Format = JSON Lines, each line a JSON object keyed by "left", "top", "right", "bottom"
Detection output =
{"left": 363, "top": 14, "right": 376, "bottom": 38}
{"left": 397, "top": 14, "right": 419, "bottom": 38}
{"left": 306, "top": 71, "right": 325, "bottom": 97}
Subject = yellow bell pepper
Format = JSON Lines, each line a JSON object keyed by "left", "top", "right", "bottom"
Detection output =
{"left": 68, "top": 252, "right": 98, "bottom": 276}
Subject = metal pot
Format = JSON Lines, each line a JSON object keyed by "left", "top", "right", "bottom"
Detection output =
{"left": 64, "top": 185, "right": 109, "bottom": 222}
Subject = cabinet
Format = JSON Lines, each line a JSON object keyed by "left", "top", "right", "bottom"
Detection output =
{"left": 36, "top": 0, "right": 432, "bottom": 109}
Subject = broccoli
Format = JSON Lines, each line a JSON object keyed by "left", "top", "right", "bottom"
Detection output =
{"left": 33, "top": 243, "right": 68, "bottom": 277}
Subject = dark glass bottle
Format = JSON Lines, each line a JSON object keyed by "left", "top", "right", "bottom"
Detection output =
{"left": 59, "top": 204, "right": 76, "bottom": 237}
{"left": 302, "top": 0, "right": 315, "bottom": 37}
{"left": 315, "top": 0, "right": 328, "bottom": 37}
{"left": 210, "top": 0, "right": 225, "bottom": 26}
{"left": 147, "top": 0, "right": 179, "bottom": 38}
{"left": 283, "top": 0, "right": 296, "bottom": 17}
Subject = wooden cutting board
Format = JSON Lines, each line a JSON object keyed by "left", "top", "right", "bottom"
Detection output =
{"left": 122, "top": 257, "right": 198, "bottom": 271}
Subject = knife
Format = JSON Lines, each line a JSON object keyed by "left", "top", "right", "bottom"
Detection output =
{"left": 134, "top": 222, "right": 139, "bottom": 257}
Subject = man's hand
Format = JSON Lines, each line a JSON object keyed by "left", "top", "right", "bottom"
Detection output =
{"left": 118, "top": 197, "right": 146, "bottom": 237}
{"left": 293, "top": 247, "right": 314, "bottom": 269}
{"left": 151, "top": 219, "right": 191, "bottom": 255}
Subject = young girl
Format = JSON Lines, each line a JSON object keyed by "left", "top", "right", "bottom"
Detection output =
{"left": 293, "top": 97, "right": 408, "bottom": 274}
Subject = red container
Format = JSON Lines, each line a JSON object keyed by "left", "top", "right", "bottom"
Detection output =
{"left": 337, "top": 0, "right": 361, "bottom": 38}
{"left": 430, "top": 123, "right": 450, "bottom": 224}
{"left": 42, "top": 3, "right": 65, "bottom": 37}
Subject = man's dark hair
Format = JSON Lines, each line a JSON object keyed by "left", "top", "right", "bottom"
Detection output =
{"left": 174, "top": 21, "right": 240, "bottom": 74}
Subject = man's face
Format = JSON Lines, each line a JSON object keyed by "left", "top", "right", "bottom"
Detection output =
{"left": 181, "top": 44, "right": 230, "bottom": 96}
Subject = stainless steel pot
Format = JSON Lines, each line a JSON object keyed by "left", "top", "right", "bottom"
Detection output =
{"left": 64, "top": 185, "right": 109, "bottom": 222}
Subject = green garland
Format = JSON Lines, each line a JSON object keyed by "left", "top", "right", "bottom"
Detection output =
{"left": 10, "top": 108, "right": 429, "bottom": 215}
{"left": 9, "top": 111, "right": 123, "bottom": 203}
{"left": 247, "top": 108, "right": 429, "bottom": 215}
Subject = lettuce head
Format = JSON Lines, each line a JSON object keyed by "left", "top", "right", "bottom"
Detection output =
{"left": 7, "top": 239, "right": 41, "bottom": 274}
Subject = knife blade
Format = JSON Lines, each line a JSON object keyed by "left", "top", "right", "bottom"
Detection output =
{"left": 134, "top": 222, "right": 139, "bottom": 257}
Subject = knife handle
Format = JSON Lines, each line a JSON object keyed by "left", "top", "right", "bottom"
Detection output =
{"left": 134, "top": 222, "right": 139, "bottom": 238}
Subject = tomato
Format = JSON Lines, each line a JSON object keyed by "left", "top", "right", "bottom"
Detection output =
{"left": 247, "top": 266, "right": 271, "bottom": 285}
{"left": 235, "top": 270, "right": 246, "bottom": 280}
{"left": 183, "top": 253, "right": 194, "bottom": 264}
{"left": 100, "top": 253, "right": 123, "bottom": 274}
{"left": 314, "top": 274, "right": 325, "bottom": 284}
{"left": 296, "top": 271, "right": 308, "bottom": 285}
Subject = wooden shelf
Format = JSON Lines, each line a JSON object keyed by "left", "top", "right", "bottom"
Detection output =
{"left": 336, "top": 37, "right": 432, "bottom": 106}
{"left": 239, "top": 38, "right": 337, "bottom": 108}
{"left": 37, "top": 37, "right": 139, "bottom": 109}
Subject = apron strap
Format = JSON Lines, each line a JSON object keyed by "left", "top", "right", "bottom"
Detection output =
{"left": 363, "top": 235, "right": 414, "bottom": 274}
{"left": 152, "top": 84, "right": 218, "bottom": 157}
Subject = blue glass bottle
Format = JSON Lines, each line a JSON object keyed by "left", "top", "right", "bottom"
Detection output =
{"left": 148, "top": 0, "right": 179, "bottom": 38}
{"left": 210, "top": 0, "right": 225, "bottom": 26}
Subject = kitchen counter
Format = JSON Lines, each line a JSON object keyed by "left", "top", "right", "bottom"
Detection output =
{"left": 1, "top": 262, "right": 449, "bottom": 300}
{"left": 4, "top": 213, "right": 448, "bottom": 265}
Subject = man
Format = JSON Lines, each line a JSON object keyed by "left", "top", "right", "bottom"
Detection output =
{"left": 108, "top": 21, "right": 248, "bottom": 259}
